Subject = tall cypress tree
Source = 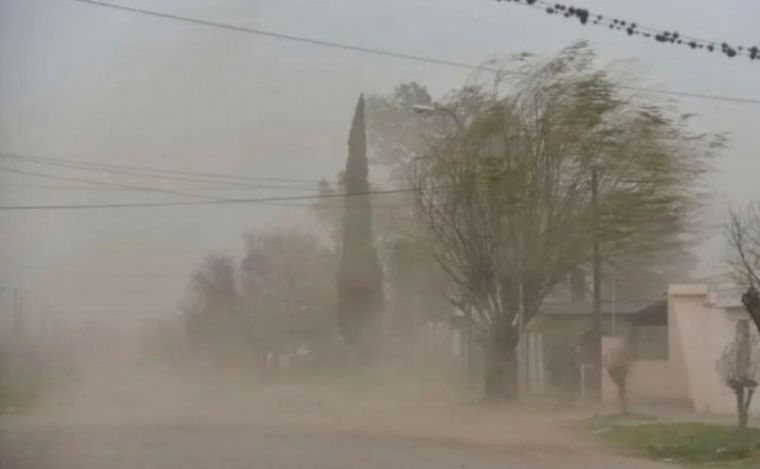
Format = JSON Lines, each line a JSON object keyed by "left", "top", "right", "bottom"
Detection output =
{"left": 336, "top": 95, "right": 383, "bottom": 358}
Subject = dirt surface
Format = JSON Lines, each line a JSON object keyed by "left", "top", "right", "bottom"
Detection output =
{"left": 0, "top": 382, "right": 671, "bottom": 468}
{"left": 0, "top": 421, "right": 668, "bottom": 469}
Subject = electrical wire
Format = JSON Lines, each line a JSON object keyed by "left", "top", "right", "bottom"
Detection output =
{"left": 0, "top": 187, "right": 417, "bottom": 211}
{"left": 0, "top": 165, "right": 226, "bottom": 201}
{"left": 0, "top": 183, "right": 303, "bottom": 191}
{"left": 0, "top": 152, "right": 414, "bottom": 209}
{"left": 0, "top": 152, "right": 395, "bottom": 191}
{"left": 500, "top": 0, "right": 759, "bottom": 61}
{"left": 67, "top": 0, "right": 760, "bottom": 105}
{"left": 0, "top": 152, "right": 322, "bottom": 191}
{"left": 0, "top": 167, "right": 411, "bottom": 210}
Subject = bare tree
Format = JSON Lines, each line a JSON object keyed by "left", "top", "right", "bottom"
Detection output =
{"left": 726, "top": 204, "right": 760, "bottom": 334}
{"left": 717, "top": 320, "right": 760, "bottom": 430}
{"left": 413, "top": 42, "right": 719, "bottom": 400}
{"left": 604, "top": 340, "right": 631, "bottom": 415}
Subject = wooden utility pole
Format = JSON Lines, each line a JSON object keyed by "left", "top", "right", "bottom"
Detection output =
{"left": 591, "top": 166, "right": 602, "bottom": 399}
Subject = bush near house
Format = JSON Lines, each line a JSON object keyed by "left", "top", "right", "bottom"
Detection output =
{"left": 591, "top": 421, "right": 760, "bottom": 467}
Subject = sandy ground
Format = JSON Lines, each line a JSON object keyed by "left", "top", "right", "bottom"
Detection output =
{"left": 0, "top": 378, "right": 672, "bottom": 469}
{"left": 0, "top": 420, "right": 669, "bottom": 469}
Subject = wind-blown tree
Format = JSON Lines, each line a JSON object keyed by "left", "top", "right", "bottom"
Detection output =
{"left": 367, "top": 80, "right": 699, "bottom": 308}
{"left": 365, "top": 82, "right": 472, "bottom": 345}
{"left": 336, "top": 95, "right": 384, "bottom": 362}
{"left": 413, "top": 43, "right": 719, "bottom": 399}
{"left": 726, "top": 204, "right": 760, "bottom": 333}
{"left": 602, "top": 244, "right": 698, "bottom": 301}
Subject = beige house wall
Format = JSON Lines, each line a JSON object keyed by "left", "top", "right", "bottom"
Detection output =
{"left": 602, "top": 336, "right": 688, "bottom": 404}
{"left": 610, "top": 283, "right": 760, "bottom": 414}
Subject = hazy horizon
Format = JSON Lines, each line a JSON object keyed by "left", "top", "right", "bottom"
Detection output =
{"left": 2, "top": 0, "right": 759, "bottom": 320}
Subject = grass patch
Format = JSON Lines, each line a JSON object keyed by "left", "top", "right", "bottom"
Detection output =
{"left": 593, "top": 421, "right": 760, "bottom": 466}
{"left": 0, "top": 370, "right": 39, "bottom": 414}
{"left": 587, "top": 412, "right": 658, "bottom": 429}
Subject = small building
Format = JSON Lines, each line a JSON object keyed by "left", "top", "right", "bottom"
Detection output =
{"left": 602, "top": 283, "right": 760, "bottom": 414}
{"left": 523, "top": 299, "right": 661, "bottom": 397}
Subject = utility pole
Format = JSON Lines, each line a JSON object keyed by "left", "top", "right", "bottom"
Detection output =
{"left": 591, "top": 166, "right": 602, "bottom": 400}
{"left": 13, "top": 288, "right": 24, "bottom": 340}
{"left": 517, "top": 281, "right": 526, "bottom": 397}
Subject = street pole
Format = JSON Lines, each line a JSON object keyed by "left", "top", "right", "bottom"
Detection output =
{"left": 591, "top": 166, "right": 602, "bottom": 400}
{"left": 14, "top": 288, "right": 19, "bottom": 334}
{"left": 517, "top": 282, "right": 526, "bottom": 396}
{"left": 611, "top": 282, "right": 617, "bottom": 336}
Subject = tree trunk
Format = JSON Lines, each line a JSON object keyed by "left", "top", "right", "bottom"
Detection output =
{"left": 484, "top": 345, "right": 506, "bottom": 400}
{"left": 618, "top": 384, "right": 627, "bottom": 415}
{"left": 482, "top": 328, "right": 519, "bottom": 401}
{"left": 737, "top": 387, "right": 748, "bottom": 430}
{"left": 479, "top": 283, "right": 522, "bottom": 401}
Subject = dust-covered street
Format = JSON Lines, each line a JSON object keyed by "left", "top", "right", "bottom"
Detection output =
{"left": 0, "top": 419, "right": 667, "bottom": 469}
{"left": 0, "top": 381, "right": 669, "bottom": 469}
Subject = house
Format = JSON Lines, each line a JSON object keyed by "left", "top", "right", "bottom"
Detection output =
{"left": 602, "top": 283, "right": 760, "bottom": 414}
{"left": 522, "top": 299, "right": 661, "bottom": 397}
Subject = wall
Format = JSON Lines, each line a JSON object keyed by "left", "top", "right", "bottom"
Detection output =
{"left": 628, "top": 360, "right": 688, "bottom": 402}
{"left": 602, "top": 333, "right": 688, "bottom": 404}
{"left": 667, "top": 285, "right": 708, "bottom": 408}
{"left": 667, "top": 285, "right": 756, "bottom": 413}
{"left": 619, "top": 284, "right": 760, "bottom": 414}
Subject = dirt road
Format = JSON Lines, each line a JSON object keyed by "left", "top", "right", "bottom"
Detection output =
{"left": 0, "top": 383, "right": 670, "bottom": 468}
{"left": 0, "top": 421, "right": 669, "bottom": 469}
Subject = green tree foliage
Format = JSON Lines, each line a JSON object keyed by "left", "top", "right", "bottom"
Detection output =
{"left": 336, "top": 96, "right": 384, "bottom": 357}
{"left": 413, "top": 42, "right": 720, "bottom": 398}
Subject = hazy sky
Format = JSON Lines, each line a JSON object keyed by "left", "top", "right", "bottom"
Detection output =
{"left": 1, "top": 0, "right": 759, "bottom": 319}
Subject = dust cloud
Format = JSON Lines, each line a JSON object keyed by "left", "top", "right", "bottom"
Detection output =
{"left": 0, "top": 311, "right": 622, "bottom": 469}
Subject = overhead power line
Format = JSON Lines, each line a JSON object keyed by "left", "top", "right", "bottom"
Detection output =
{"left": 0, "top": 165, "right": 409, "bottom": 210}
{"left": 0, "top": 187, "right": 416, "bottom": 211}
{"left": 0, "top": 152, "right": 322, "bottom": 190}
{"left": 0, "top": 151, "right": 413, "bottom": 209}
{"left": 0, "top": 165, "right": 225, "bottom": 201}
{"left": 0, "top": 152, "right": 396, "bottom": 191}
{"left": 70, "top": 0, "right": 489, "bottom": 71}
{"left": 498, "top": 0, "right": 759, "bottom": 61}
{"left": 0, "top": 183, "right": 305, "bottom": 192}
{"left": 67, "top": 0, "right": 760, "bottom": 105}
